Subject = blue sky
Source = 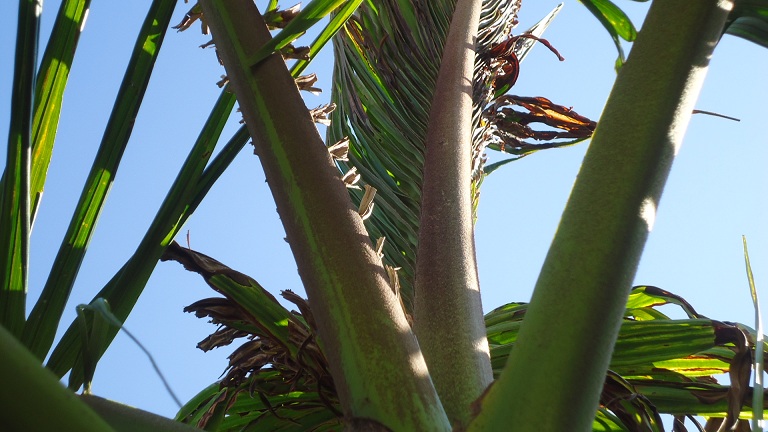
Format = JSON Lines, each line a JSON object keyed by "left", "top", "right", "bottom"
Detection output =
{"left": 1, "top": 0, "right": 766, "bottom": 423}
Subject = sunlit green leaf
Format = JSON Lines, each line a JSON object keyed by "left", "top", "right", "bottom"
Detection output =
{"left": 46, "top": 84, "right": 234, "bottom": 387}
{"left": 29, "top": 0, "right": 91, "bottom": 223}
{"left": 290, "top": 0, "right": 364, "bottom": 76}
{"left": 0, "top": 0, "right": 40, "bottom": 338}
{"left": 578, "top": 0, "right": 636, "bottom": 67}
{"left": 26, "top": 0, "right": 178, "bottom": 362}
{"left": 579, "top": 0, "right": 637, "bottom": 41}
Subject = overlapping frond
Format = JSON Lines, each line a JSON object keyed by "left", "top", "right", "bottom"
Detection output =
{"left": 327, "top": 0, "right": 523, "bottom": 309}
{"left": 168, "top": 240, "right": 765, "bottom": 431}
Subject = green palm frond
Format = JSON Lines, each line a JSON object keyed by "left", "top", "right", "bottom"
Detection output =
{"left": 328, "top": 0, "right": 523, "bottom": 309}
{"left": 327, "top": 2, "right": 594, "bottom": 310}
{"left": 167, "top": 240, "right": 765, "bottom": 431}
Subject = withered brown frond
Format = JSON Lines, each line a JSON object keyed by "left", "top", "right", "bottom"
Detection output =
{"left": 161, "top": 242, "right": 340, "bottom": 429}
{"left": 484, "top": 95, "right": 596, "bottom": 155}
{"left": 263, "top": 4, "right": 302, "bottom": 30}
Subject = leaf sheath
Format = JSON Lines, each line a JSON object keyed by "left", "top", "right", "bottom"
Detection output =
{"left": 197, "top": 0, "right": 450, "bottom": 429}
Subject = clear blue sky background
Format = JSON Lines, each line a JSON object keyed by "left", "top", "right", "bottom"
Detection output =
{"left": 2, "top": 0, "right": 766, "bottom": 423}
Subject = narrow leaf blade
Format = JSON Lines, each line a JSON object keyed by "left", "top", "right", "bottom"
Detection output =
{"left": 0, "top": 0, "right": 41, "bottom": 336}
{"left": 23, "top": 0, "right": 177, "bottom": 360}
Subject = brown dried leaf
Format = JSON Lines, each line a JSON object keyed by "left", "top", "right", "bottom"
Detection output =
{"left": 281, "top": 43, "right": 311, "bottom": 61}
{"left": 375, "top": 237, "right": 386, "bottom": 259}
{"left": 713, "top": 323, "right": 753, "bottom": 431}
{"left": 358, "top": 185, "right": 376, "bottom": 220}
{"left": 173, "top": 3, "right": 207, "bottom": 34}
{"left": 310, "top": 103, "right": 337, "bottom": 126}
{"left": 295, "top": 73, "right": 322, "bottom": 95}
{"left": 327, "top": 136, "right": 349, "bottom": 161}
{"left": 385, "top": 265, "right": 411, "bottom": 327}
{"left": 482, "top": 34, "right": 563, "bottom": 92}
{"left": 263, "top": 3, "right": 302, "bottom": 30}
{"left": 486, "top": 95, "right": 596, "bottom": 154}
{"left": 341, "top": 167, "right": 361, "bottom": 189}
{"left": 166, "top": 242, "right": 338, "bottom": 426}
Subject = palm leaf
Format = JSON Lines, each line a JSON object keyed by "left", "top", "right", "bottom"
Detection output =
{"left": 327, "top": 0, "right": 524, "bottom": 309}
{"left": 24, "top": 0, "right": 178, "bottom": 362}
{"left": 170, "top": 240, "right": 766, "bottom": 431}
{"left": 0, "top": 0, "right": 41, "bottom": 337}
{"left": 46, "top": 86, "right": 236, "bottom": 388}
{"left": 327, "top": 2, "right": 595, "bottom": 310}
{"left": 725, "top": 0, "right": 768, "bottom": 49}
{"left": 46, "top": 0, "right": 366, "bottom": 387}
{"left": 578, "top": 0, "right": 638, "bottom": 68}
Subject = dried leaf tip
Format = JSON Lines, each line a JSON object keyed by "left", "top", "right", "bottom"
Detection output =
{"left": 385, "top": 265, "right": 411, "bottom": 326}
{"left": 375, "top": 237, "right": 386, "bottom": 260}
{"left": 264, "top": 3, "right": 302, "bottom": 29}
{"left": 173, "top": 3, "right": 207, "bottom": 34}
{"left": 483, "top": 34, "right": 564, "bottom": 93}
{"left": 358, "top": 185, "right": 376, "bottom": 220}
{"left": 296, "top": 73, "right": 322, "bottom": 94}
{"left": 341, "top": 167, "right": 361, "bottom": 189}
{"left": 485, "top": 95, "right": 595, "bottom": 155}
{"left": 327, "top": 136, "right": 349, "bottom": 161}
{"left": 311, "top": 103, "right": 336, "bottom": 126}
{"left": 281, "top": 44, "right": 311, "bottom": 61}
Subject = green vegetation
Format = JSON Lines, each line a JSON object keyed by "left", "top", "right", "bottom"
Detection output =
{"left": 2, "top": 0, "right": 767, "bottom": 430}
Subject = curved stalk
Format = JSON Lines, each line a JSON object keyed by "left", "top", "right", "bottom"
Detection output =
{"left": 0, "top": 323, "right": 114, "bottom": 431}
{"left": 413, "top": 0, "right": 493, "bottom": 426}
{"left": 467, "top": 0, "right": 734, "bottom": 430}
{"left": 79, "top": 395, "right": 203, "bottom": 432}
{"left": 198, "top": 1, "right": 450, "bottom": 429}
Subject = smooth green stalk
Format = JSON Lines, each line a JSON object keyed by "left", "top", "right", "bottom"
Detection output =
{"left": 198, "top": 1, "right": 450, "bottom": 429}
{"left": 0, "top": 323, "right": 115, "bottom": 431}
{"left": 467, "top": 1, "right": 733, "bottom": 430}
{"left": 79, "top": 395, "right": 203, "bottom": 432}
{"left": 413, "top": 0, "right": 492, "bottom": 427}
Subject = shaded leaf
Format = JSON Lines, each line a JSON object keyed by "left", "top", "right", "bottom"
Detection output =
{"left": 601, "top": 370, "right": 664, "bottom": 432}
{"left": 725, "top": 0, "right": 768, "bottom": 49}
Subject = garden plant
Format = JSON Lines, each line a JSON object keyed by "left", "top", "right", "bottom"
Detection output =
{"left": 2, "top": 0, "right": 768, "bottom": 430}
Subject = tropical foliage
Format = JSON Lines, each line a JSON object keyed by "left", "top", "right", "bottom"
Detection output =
{"left": 2, "top": 0, "right": 768, "bottom": 431}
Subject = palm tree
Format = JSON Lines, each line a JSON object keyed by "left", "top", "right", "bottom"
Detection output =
{"left": 2, "top": 0, "right": 768, "bottom": 430}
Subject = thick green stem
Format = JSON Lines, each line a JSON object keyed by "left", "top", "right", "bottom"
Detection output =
{"left": 198, "top": 1, "right": 450, "bottom": 430}
{"left": 79, "top": 395, "right": 203, "bottom": 432}
{"left": 413, "top": 0, "right": 492, "bottom": 427}
{"left": 467, "top": 0, "right": 733, "bottom": 430}
{"left": 0, "top": 324, "right": 114, "bottom": 431}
